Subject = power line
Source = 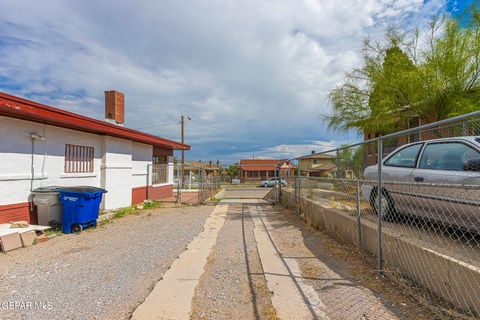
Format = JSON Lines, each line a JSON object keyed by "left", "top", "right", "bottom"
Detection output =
{"left": 132, "top": 121, "right": 180, "bottom": 131}
{"left": 131, "top": 117, "right": 253, "bottom": 137}
{"left": 188, "top": 118, "right": 252, "bottom": 137}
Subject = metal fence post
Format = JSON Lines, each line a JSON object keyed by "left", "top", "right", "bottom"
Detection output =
{"left": 176, "top": 163, "right": 181, "bottom": 204}
{"left": 336, "top": 150, "right": 340, "bottom": 178}
{"left": 278, "top": 166, "right": 282, "bottom": 203}
{"left": 356, "top": 181, "right": 362, "bottom": 249}
{"left": 296, "top": 164, "right": 301, "bottom": 216}
{"left": 273, "top": 167, "right": 278, "bottom": 203}
{"left": 376, "top": 138, "right": 383, "bottom": 273}
{"left": 199, "top": 166, "right": 204, "bottom": 205}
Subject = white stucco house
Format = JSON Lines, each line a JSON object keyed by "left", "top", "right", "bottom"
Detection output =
{"left": 0, "top": 90, "right": 189, "bottom": 224}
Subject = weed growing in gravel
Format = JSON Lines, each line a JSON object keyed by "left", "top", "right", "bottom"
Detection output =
{"left": 112, "top": 200, "right": 163, "bottom": 219}
{"left": 144, "top": 200, "right": 162, "bottom": 209}
{"left": 98, "top": 218, "right": 114, "bottom": 226}
{"left": 44, "top": 227, "right": 63, "bottom": 237}
{"left": 267, "top": 306, "right": 278, "bottom": 320}
{"left": 113, "top": 207, "right": 135, "bottom": 219}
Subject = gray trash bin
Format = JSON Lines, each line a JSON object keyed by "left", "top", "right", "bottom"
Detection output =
{"left": 32, "top": 186, "right": 62, "bottom": 226}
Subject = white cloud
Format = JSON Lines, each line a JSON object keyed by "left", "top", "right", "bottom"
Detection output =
{"left": 227, "top": 139, "right": 359, "bottom": 161}
{"left": 0, "top": 0, "right": 446, "bottom": 161}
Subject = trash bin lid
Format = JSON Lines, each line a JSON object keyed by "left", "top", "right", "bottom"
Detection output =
{"left": 32, "top": 186, "right": 62, "bottom": 193}
{"left": 59, "top": 186, "right": 107, "bottom": 194}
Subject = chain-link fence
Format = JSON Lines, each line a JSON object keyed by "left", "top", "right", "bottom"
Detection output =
{"left": 174, "top": 162, "right": 221, "bottom": 205}
{"left": 278, "top": 111, "right": 480, "bottom": 318}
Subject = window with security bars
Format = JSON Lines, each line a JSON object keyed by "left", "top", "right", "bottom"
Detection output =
{"left": 64, "top": 144, "right": 94, "bottom": 173}
{"left": 152, "top": 156, "right": 168, "bottom": 184}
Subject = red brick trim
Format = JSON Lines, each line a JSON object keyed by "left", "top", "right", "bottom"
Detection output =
{"left": 153, "top": 146, "right": 173, "bottom": 157}
{"left": 132, "top": 185, "right": 174, "bottom": 205}
{"left": 0, "top": 202, "right": 31, "bottom": 224}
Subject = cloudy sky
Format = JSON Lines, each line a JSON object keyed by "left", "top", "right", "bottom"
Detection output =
{"left": 0, "top": 0, "right": 467, "bottom": 163}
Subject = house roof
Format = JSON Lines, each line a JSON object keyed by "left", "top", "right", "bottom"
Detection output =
{"left": 239, "top": 159, "right": 294, "bottom": 171}
{"left": 304, "top": 163, "right": 337, "bottom": 172}
{"left": 0, "top": 92, "right": 189, "bottom": 150}
{"left": 185, "top": 161, "right": 221, "bottom": 170}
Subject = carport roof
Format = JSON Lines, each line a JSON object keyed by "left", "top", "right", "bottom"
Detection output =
{"left": 0, "top": 92, "right": 189, "bottom": 150}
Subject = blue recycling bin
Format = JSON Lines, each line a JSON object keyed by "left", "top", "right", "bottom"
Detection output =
{"left": 59, "top": 187, "right": 107, "bottom": 233}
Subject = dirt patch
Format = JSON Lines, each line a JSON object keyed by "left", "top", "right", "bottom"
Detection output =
{"left": 266, "top": 204, "right": 444, "bottom": 320}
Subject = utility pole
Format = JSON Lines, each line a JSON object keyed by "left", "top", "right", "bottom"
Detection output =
{"left": 181, "top": 115, "right": 185, "bottom": 185}
{"left": 180, "top": 114, "right": 191, "bottom": 186}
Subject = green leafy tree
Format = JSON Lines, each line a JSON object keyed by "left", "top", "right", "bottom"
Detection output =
{"left": 223, "top": 163, "right": 239, "bottom": 179}
{"left": 327, "top": 8, "right": 480, "bottom": 134}
{"left": 337, "top": 145, "right": 365, "bottom": 178}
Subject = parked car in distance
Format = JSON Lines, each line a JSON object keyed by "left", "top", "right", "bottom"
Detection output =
{"left": 260, "top": 177, "right": 287, "bottom": 188}
{"left": 363, "top": 137, "right": 480, "bottom": 233}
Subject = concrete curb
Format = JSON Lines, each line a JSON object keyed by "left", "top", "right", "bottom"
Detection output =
{"left": 131, "top": 205, "right": 228, "bottom": 320}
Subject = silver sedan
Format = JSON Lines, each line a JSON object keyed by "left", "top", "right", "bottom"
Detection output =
{"left": 363, "top": 137, "right": 480, "bottom": 232}
{"left": 260, "top": 177, "right": 287, "bottom": 188}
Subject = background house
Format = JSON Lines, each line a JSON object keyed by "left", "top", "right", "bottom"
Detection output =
{"left": 299, "top": 153, "right": 336, "bottom": 177}
{"left": 180, "top": 161, "right": 221, "bottom": 189}
{"left": 239, "top": 159, "right": 295, "bottom": 182}
{"left": 0, "top": 91, "right": 188, "bottom": 224}
{"left": 183, "top": 161, "right": 221, "bottom": 177}
{"left": 363, "top": 107, "right": 423, "bottom": 166}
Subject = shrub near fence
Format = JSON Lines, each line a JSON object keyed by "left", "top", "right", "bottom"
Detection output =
{"left": 277, "top": 110, "right": 480, "bottom": 318}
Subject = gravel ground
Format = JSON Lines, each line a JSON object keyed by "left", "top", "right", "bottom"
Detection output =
{"left": 190, "top": 204, "right": 275, "bottom": 320}
{"left": 0, "top": 206, "right": 213, "bottom": 320}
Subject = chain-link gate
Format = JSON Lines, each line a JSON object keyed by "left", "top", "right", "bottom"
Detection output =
{"left": 175, "top": 162, "right": 221, "bottom": 205}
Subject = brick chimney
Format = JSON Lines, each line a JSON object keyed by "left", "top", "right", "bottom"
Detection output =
{"left": 105, "top": 90, "right": 125, "bottom": 126}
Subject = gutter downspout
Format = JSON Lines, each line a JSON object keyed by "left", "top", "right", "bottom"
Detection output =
{"left": 146, "top": 164, "right": 151, "bottom": 201}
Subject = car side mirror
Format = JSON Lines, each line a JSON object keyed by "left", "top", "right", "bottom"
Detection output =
{"left": 464, "top": 159, "right": 480, "bottom": 172}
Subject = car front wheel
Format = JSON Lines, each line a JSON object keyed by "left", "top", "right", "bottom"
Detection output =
{"left": 371, "top": 188, "right": 396, "bottom": 221}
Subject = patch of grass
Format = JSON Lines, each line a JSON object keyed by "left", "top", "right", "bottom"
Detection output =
{"left": 142, "top": 200, "right": 162, "bottom": 209}
{"left": 209, "top": 197, "right": 222, "bottom": 203}
{"left": 113, "top": 206, "right": 135, "bottom": 219}
{"left": 112, "top": 200, "right": 163, "bottom": 219}
{"left": 43, "top": 227, "right": 63, "bottom": 237}
{"left": 98, "top": 217, "right": 114, "bottom": 226}
{"left": 267, "top": 305, "right": 278, "bottom": 320}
